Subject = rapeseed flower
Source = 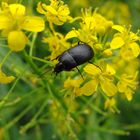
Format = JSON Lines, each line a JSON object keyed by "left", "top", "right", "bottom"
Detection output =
{"left": 0, "top": 70, "right": 15, "bottom": 84}
{"left": 65, "top": 9, "right": 113, "bottom": 45}
{"left": 64, "top": 77, "right": 82, "bottom": 97}
{"left": 112, "top": 56, "right": 139, "bottom": 75}
{"left": 104, "top": 98, "right": 116, "bottom": 113}
{"left": 117, "top": 72, "right": 138, "bottom": 101}
{"left": 43, "top": 32, "right": 70, "bottom": 60}
{"left": 110, "top": 25, "right": 140, "bottom": 60}
{"left": 37, "top": 0, "right": 71, "bottom": 25}
{"left": 81, "top": 63, "right": 117, "bottom": 97}
{"left": 0, "top": 2, "right": 45, "bottom": 51}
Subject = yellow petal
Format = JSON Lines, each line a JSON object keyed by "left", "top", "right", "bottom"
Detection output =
{"left": 80, "top": 79, "right": 98, "bottom": 96}
{"left": 64, "top": 77, "right": 82, "bottom": 88}
{"left": 125, "top": 88, "right": 133, "bottom": 101}
{"left": 110, "top": 37, "right": 125, "bottom": 49}
{"left": 100, "top": 79, "right": 117, "bottom": 97}
{"left": 9, "top": 4, "right": 25, "bottom": 16}
{"left": 84, "top": 64, "right": 101, "bottom": 76}
{"left": 21, "top": 16, "right": 45, "bottom": 32}
{"left": 121, "top": 47, "right": 135, "bottom": 60}
{"left": 1, "top": 2, "right": 8, "bottom": 9}
{"left": 112, "top": 25, "right": 125, "bottom": 33}
{"left": 58, "top": 5, "right": 70, "bottom": 16}
{"left": 84, "top": 17, "right": 95, "bottom": 29}
{"left": 0, "top": 15, "right": 11, "bottom": 29}
{"left": 44, "top": 5, "right": 57, "bottom": 15}
{"left": 106, "top": 64, "right": 116, "bottom": 75}
{"left": 103, "top": 49, "right": 113, "bottom": 57}
{"left": 8, "top": 31, "right": 28, "bottom": 51}
{"left": 130, "top": 32, "right": 139, "bottom": 41}
{"left": 104, "top": 98, "right": 116, "bottom": 109}
{"left": 129, "top": 42, "right": 140, "bottom": 57}
{"left": 65, "top": 30, "right": 78, "bottom": 40}
{"left": 117, "top": 81, "right": 127, "bottom": 93}
{"left": 0, "top": 71, "right": 15, "bottom": 84}
{"left": 37, "top": 2, "right": 47, "bottom": 14}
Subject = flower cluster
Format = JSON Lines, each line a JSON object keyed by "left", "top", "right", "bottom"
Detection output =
{"left": 37, "top": 0, "right": 72, "bottom": 25}
{"left": 0, "top": 0, "right": 139, "bottom": 113}
{"left": 63, "top": 6, "right": 139, "bottom": 112}
{"left": 0, "top": 2, "right": 45, "bottom": 51}
{"left": 0, "top": 2, "right": 45, "bottom": 84}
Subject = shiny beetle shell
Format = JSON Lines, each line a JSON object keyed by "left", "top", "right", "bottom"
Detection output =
{"left": 54, "top": 43, "right": 94, "bottom": 74}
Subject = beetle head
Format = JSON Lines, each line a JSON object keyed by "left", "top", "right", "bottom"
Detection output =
{"left": 54, "top": 62, "right": 64, "bottom": 75}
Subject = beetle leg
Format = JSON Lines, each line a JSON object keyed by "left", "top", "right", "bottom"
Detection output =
{"left": 78, "top": 41, "right": 84, "bottom": 45}
{"left": 78, "top": 40, "right": 87, "bottom": 45}
{"left": 88, "top": 61, "right": 102, "bottom": 71}
{"left": 76, "top": 67, "right": 84, "bottom": 80}
{"left": 78, "top": 41, "right": 81, "bottom": 45}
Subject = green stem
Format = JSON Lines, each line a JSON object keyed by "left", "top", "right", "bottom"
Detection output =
{"left": 29, "top": 33, "right": 37, "bottom": 57}
{"left": 0, "top": 75, "right": 20, "bottom": 110}
{"left": 0, "top": 44, "right": 8, "bottom": 48}
{"left": 80, "top": 96, "right": 107, "bottom": 116}
{"left": 102, "top": 33, "right": 109, "bottom": 46}
{"left": 98, "top": 87, "right": 109, "bottom": 100}
{"left": 31, "top": 56, "right": 53, "bottom": 66}
{"left": 46, "top": 83, "right": 68, "bottom": 112}
{"left": 5, "top": 104, "right": 34, "bottom": 130}
{"left": 20, "top": 99, "right": 48, "bottom": 133}
{"left": 4, "top": 94, "right": 45, "bottom": 130}
{"left": 92, "top": 127, "right": 130, "bottom": 136}
{"left": 0, "top": 50, "right": 12, "bottom": 68}
{"left": 23, "top": 50, "right": 42, "bottom": 76}
{"left": 65, "top": 121, "right": 79, "bottom": 140}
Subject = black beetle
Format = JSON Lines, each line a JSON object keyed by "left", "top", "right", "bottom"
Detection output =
{"left": 53, "top": 42, "right": 94, "bottom": 77}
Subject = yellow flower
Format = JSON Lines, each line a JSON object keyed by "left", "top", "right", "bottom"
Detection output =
{"left": 37, "top": 0, "right": 71, "bottom": 25}
{"left": 0, "top": 2, "right": 45, "bottom": 51}
{"left": 103, "top": 49, "right": 113, "bottom": 57}
{"left": 64, "top": 77, "right": 83, "bottom": 96}
{"left": 65, "top": 9, "right": 113, "bottom": 46}
{"left": 91, "top": 12, "right": 113, "bottom": 35}
{"left": 110, "top": 25, "right": 140, "bottom": 60}
{"left": 0, "top": 70, "right": 15, "bottom": 84}
{"left": 112, "top": 56, "right": 139, "bottom": 76}
{"left": 81, "top": 63, "right": 117, "bottom": 97}
{"left": 117, "top": 72, "right": 138, "bottom": 101}
{"left": 65, "top": 28, "right": 98, "bottom": 46}
{"left": 81, "top": 9, "right": 113, "bottom": 35}
{"left": 43, "top": 32, "right": 70, "bottom": 60}
{"left": 104, "top": 98, "right": 116, "bottom": 113}
{"left": 79, "top": 79, "right": 98, "bottom": 96}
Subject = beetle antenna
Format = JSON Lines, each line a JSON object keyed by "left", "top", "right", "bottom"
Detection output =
{"left": 76, "top": 67, "right": 84, "bottom": 80}
{"left": 88, "top": 61, "right": 103, "bottom": 72}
